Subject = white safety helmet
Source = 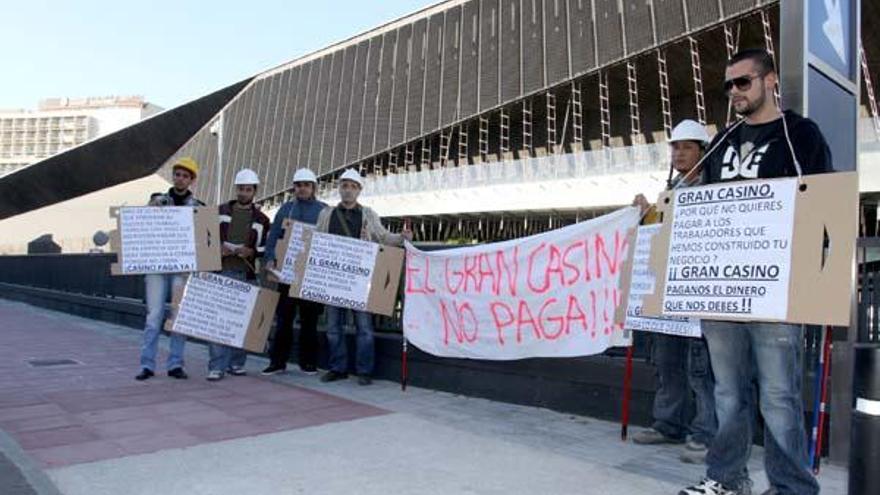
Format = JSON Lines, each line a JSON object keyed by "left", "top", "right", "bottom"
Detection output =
{"left": 339, "top": 168, "right": 364, "bottom": 188}
{"left": 669, "top": 119, "right": 710, "bottom": 146}
{"left": 233, "top": 168, "right": 260, "bottom": 186}
{"left": 292, "top": 168, "right": 318, "bottom": 184}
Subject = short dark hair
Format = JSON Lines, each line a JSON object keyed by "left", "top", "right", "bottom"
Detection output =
{"left": 728, "top": 48, "right": 776, "bottom": 75}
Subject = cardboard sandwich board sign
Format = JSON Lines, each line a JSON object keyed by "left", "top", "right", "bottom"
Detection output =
{"left": 289, "top": 230, "right": 405, "bottom": 316}
{"left": 624, "top": 224, "right": 702, "bottom": 337}
{"left": 267, "top": 219, "right": 315, "bottom": 284}
{"left": 640, "top": 172, "right": 858, "bottom": 326}
{"left": 165, "top": 272, "right": 279, "bottom": 352}
{"left": 109, "top": 206, "right": 222, "bottom": 275}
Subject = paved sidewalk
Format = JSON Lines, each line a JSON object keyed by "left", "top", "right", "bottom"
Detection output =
{"left": 0, "top": 299, "right": 847, "bottom": 494}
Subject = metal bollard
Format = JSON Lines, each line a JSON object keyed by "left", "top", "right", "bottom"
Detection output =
{"left": 848, "top": 344, "right": 880, "bottom": 495}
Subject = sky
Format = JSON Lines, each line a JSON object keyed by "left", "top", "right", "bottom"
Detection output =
{"left": 0, "top": 0, "right": 436, "bottom": 111}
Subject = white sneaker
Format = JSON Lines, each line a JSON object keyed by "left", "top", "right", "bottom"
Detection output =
{"left": 679, "top": 479, "right": 738, "bottom": 495}
{"left": 206, "top": 370, "right": 224, "bottom": 381}
{"left": 227, "top": 366, "right": 247, "bottom": 376}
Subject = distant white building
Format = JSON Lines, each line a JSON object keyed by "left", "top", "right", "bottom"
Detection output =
{"left": 0, "top": 96, "right": 163, "bottom": 176}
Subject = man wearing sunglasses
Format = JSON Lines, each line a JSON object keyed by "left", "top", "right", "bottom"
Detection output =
{"left": 680, "top": 49, "right": 830, "bottom": 495}
{"left": 136, "top": 157, "right": 205, "bottom": 381}
{"left": 262, "top": 168, "right": 328, "bottom": 376}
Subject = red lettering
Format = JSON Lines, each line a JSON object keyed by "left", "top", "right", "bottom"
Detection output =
{"left": 462, "top": 255, "right": 480, "bottom": 293}
{"left": 494, "top": 247, "right": 519, "bottom": 297}
{"left": 565, "top": 294, "right": 588, "bottom": 334}
{"left": 539, "top": 297, "right": 565, "bottom": 340}
{"left": 594, "top": 230, "right": 629, "bottom": 279}
{"left": 490, "top": 301, "right": 515, "bottom": 345}
{"left": 526, "top": 243, "right": 548, "bottom": 294}
{"left": 561, "top": 241, "right": 583, "bottom": 285}
{"left": 516, "top": 299, "right": 542, "bottom": 343}
{"left": 476, "top": 253, "right": 496, "bottom": 294}
{"left": 444, "top": 259, "right": 464, "bottom": 295}
{"left": 405, "top": 252, "right": 436, "bottom": 294}
{"left": 439, "top": 299, "right": 478, "bottom": 344}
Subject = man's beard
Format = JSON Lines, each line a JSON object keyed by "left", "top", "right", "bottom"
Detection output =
{"left": 735, "top": 88, "right": 766, "bottom": 117}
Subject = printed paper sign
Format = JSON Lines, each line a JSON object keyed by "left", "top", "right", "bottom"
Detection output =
{"left": 119, "top": 207, "right": 197, "bottom": 274}
{"left": 661, "top": 178, "right": 797, "bottom": 320}
{"left": 297, "top": 232, "right": 380, "bottom": 311}
{"left": 403, "top": 208, "right": 639, "bottom": 360}
{"left": 626, "top": 225, "right": 701, "bottom": 337}
{"left": 171, "top": 272, "right": 260, "bottom": 348}
{"left": 277, "top": 223, "right": 315, "bottom": 284}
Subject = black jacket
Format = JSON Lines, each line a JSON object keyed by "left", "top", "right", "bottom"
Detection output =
{"left": 702, "top": 110, "right": 832, "bottom": 184}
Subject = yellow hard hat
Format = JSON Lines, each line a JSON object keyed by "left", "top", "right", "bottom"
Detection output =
{"left": 172, "top": 157, "right": 199, "bottom": 178}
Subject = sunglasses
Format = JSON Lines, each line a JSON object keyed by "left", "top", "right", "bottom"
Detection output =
{"left": 723, "top": 74, "right": 763, "bottom": 94}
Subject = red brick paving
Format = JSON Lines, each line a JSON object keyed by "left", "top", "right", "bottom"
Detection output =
{"left": 0, "top": 302, "right": 387, "bottom": 468}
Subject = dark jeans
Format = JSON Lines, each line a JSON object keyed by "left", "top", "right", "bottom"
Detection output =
{"left": 650, "top": 333, "right": 717, "bottom": 446}
{"left": 270, "top": 284, "right": 322, "bottom": 370}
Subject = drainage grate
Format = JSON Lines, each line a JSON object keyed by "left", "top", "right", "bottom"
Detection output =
{"left": 25, "top": 358, "right": 81, "bottom": 367}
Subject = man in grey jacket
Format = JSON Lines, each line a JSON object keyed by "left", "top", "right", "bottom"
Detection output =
{"left": 316, "top": 169, "right": 412, "bottom": 385}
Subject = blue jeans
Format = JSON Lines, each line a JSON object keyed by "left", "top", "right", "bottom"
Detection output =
{"left": 207, "top": 269, "right": 250, "bottom": 372}
{"left": 141, "top": 273, "right": 187, "bottom": 371}
{"left": 651, "top": 334, "right": 717, "bottom": 445}
{"left": 703, "top": 321, "right": 818, "bottom": 494}
{"left": 325, "top": 306, "right": 374, "bottom": 376}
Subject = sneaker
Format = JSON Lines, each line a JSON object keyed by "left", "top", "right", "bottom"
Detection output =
{"left": 167, "top": 367, "right": 188, "bottom": 379}
{"left": 261, "top": 364, "right": 286, "bottom": 376}
{"left": 685, "top": 439, "right": 709, "bottom": 451}
{"left": 679, "top": 478, "right": 738, "bottom": 495}
{"left": 227, "top": 366, "right": 247, "bottom": 376}
{"left": 206, "top": 370, "right": 224, "bottom": 381}
{"left": 320, "top": 371, "right": 349, "bottom": 383}
{"left": 299, "top": 366, "right": 318, "bottom": 376}
{"left": 135, "top": 368, "right": 154, "bottom": 381}
{"left": 679, "top": 447, "right": 707, "bottom": 465}
{"left": 357, "top": 375, "right": 373, "bottom": 386}
{"left": 632, "top": 429, "right": 685, "bottom": 445}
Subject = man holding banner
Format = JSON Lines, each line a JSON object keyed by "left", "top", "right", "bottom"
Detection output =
{"left": 135, "top": 157, "right": 204, "bottom": 381}
{"left": 630, "top": 120, "right": 717, "bottom": 465}
{"left": 315, "top": 169, "right": 411, "bottom": 385}
{"left": 206, "top": 168, "right": 271, "bottom": 381}
{"left": 679, "top": 49, "right": 830, "bottom": 495}
{"left": 261, "top": 168, "right": 327, "bottom": 376}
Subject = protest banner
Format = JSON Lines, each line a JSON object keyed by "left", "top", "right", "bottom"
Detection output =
{"left": 289, "top": 230, "right": 405, "bottom": 316}
{"left": 109, "top": 206, "right": 221, "bottom": 275}
{"left": 641, "top": 172, "right": 858, "bottom": 325}
{"left": 624, "top": 225, "right": 701, "bottom": 337}
{"left": 267, "top": 219, "right": 315, "bottom": 284}
{"left": 165, "top": 272, "right": 279, "bottom": 352}
{"left": 402, "top": 207, "right": 639, "bottom": 360}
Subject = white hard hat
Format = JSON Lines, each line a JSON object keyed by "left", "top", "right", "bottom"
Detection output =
{"left": 339, "top": 168, "right": 364, "bottom": 187}
{"left": 669, "top": 119, "right": 710, "bottom": 145}
{"left": 292, "top": 168, "right": 317, "bottom": 184}
{"left": 233, "top": 168, "right": 259, "bottom": 186}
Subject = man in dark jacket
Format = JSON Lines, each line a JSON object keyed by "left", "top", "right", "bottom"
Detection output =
{"left": 261, "top": 168, "right": 327, "bottom": 375}
{"left": 680, "top": 49, "right": 830, "bottom": 495}
{"left": 206, "top": 168, "right": 271, "bottom": 381}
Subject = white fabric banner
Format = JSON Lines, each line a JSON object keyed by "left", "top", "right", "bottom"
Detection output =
{"left": 403, "top": 207, "right": 639, "bottom": 360}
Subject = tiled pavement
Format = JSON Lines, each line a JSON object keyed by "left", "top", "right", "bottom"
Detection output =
{"left": 0, "top": 299, "right": 848, "bottom": 494}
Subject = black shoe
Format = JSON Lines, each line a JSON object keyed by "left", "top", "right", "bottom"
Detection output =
{"left": 261, "top": 364, "right": 286, "bottom": 376}
{"left": 357, "top": 375, "right": 372, "bottom": 386}
{"left": 135, "top": 368, "right": 154, "bottom": 381}
{"left": 299, "top": 366, "right": 318, "bottom": 376}
{"left": 167, "top": 367, "right": 188, "bottom": 379}
{"left": 320, "top": 371, "right": 349, "bottom": 383}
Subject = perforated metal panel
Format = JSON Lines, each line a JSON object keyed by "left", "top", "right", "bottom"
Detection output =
{"left": 279, "top": 66, "right": 303, "bottom": 185}
{"left": 307, "top": 56, "right": 332, "bottom": 166}
{"left": 479, "top": 0, "right": 500, "bottom": 111}
{"left": 248, "top": 80, "right": 270, "bottom": 172}
{"left": 423, "top": 13, "right": 444, "bottom": 133}
{"left": 653, "top": 0, "right": 686, "bottom": 43}
{"left": 623, "top": 0, "right": 654, "bottom": 54}
{"left": 522, "top": 0, "right": 545, "bottom": 93}
{"left": 460, "top": 0, "right": 480, "bottom": 118}
{"left": 319, "top": 50, "right": 344, "bottom": 173}
{"left": 568, "top": 0, "right": 596, "bottom": 75}
{"left": 544, "top": 0, "right": 569, "bottom": 86}
{"left": 360, "top": 37, "right": 382, "bottom": 156}
{"left": 441, "top": 6, "right": 462, "bottom": 127}
{"left": 253, "top": 75, "right": 279, "bottom": 184}
{"left": 332, "top": 46, "right": 357, "bottom": 171}
{"left": 221, "top": 91, "right": 246, "bottom": 198}
{"left": 686, "top": 0, "right": 720, "bottom": 30}
{"left": 228, "top": 86, "right": 257, "bottom": 197}
{"left": 268, "top": 69, "right": 292, "bottom": 192}
{"left": 595, "top": 0, "right": 623, "bottom": 65}
{"left": 390, "top": 25, "right": 412, "bottom": 147}
{"left": 374, "top": 31, "right": 397, "bottom": 152}
{"left": 500, "top": 0, "right": 522, "bottom": 103}
{"left": 721, "top": 0, "right": 758, "bottom": 16}
{"left": 406, "top": 19, "right": 427, "bottom": 140}
{"left": 345, "top": 41, "right": 370, "bottom": 164}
